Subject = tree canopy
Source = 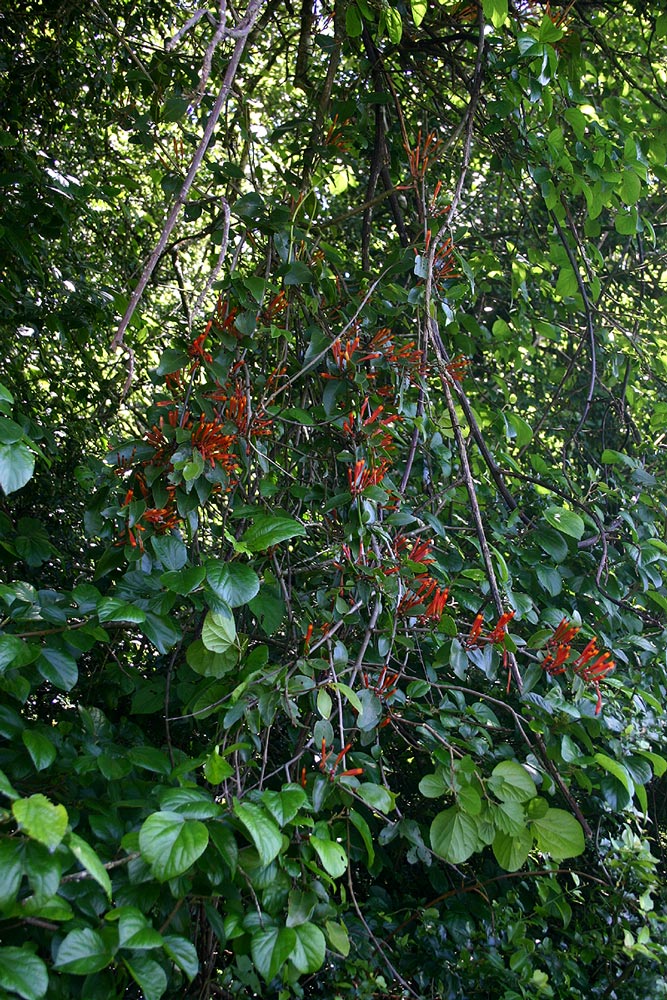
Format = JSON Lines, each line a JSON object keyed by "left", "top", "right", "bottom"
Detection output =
{"left": 1, "top": 1, "right": 667, "bottom": 997}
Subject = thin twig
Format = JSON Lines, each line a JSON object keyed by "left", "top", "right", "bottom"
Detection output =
{"left": 111, "top": 0, "right": 266, "bottom": 358}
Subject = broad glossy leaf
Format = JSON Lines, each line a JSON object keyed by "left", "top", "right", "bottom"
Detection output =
{"left": 162, "top": 935, "right": 199, "bottom": 981}
{"left": 356, "top": 782, "right": 394, "bottom": 814}
{"left": 96, "top": 597, "right": 146, "bottom": 624}
{"left": 531, "top": 808, "right": 585, "bottom": 860}
{"left": 151, "top": 534, "right": 187, "bottom": 571}
{"left": 201, "top": 608, "right": 237, "bottom": 653}
{"left": 115, "top": 908, "right": 163, "bottom": 949}
{"left": 206, "top": 561, "right": 260, "bottom": 606}
{"left": 543, "top": 506, "right": 585, "bottom": 540}
{"left": 251, "top": 926, "right": 296, "bottom": 981}
{"left": 139, "top": 811, "right": 208, "bottom": 881}
{"left": 430, "top": 807, "right": 479, "bottom": 864}
{"left": 0, "top": 947, "right": 48, "bottom": 999}
{"left": 140, "top": 611, "right": 181, "bottom": 654}
{"left": 239, "top": 514, "right": 306, "bottom": 553}
{"left": 325, "top": 919, "right": 350, "bottom": 957}
{"left": 488, "top": 761, "right": 536, "bottom": 803}
{"left": 593, "top": 753, "right": 635, "bottom": 797}
{"left": 493, "top": 827, "right": 532, "bottom": 872}
{"left": 66, "top": 832, "right": 112, "bottom": 900}
{"left": 309, "top": 835, "right": 348, "bottom": 877}
{"left": 37, "top": 647, "right": 78, "bottom": 691}
{"left": 54, "top": 929, "right": 113, "bottom": 974}
{"left": 233, "top": 801, "right": 283, "bottom": 865}
{"left": 186, "top": 638, "right": 237, "bottom": 677}
{"left": 0, "top": 840, "right": 23, "bottom": 907}
{"left": 22, "top": 731, "right": 56, "bottom": 771}
{"left": 123, "top": 954, "right": 168, "bottom": 1000}
{"left": 13, "top": 794, "right": 68, "bottom": 851}
{"left": 291, "top": 922, "right": 326, "bottom": 974}
{"left": 0, "top": 442, "right": 35, "bottom": 495}
{"left": 261, "top": 785, "right": 307, "bottom": 826}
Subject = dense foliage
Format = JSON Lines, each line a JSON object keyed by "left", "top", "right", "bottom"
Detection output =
{"left": 1, "top": 1, "right": 667, "bottom": 997}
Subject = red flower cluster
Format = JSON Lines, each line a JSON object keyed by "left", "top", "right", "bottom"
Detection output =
{"left": 467, "top": 610, "right": 515, "bottom": 647}
{"left": 348, "top": 458, "right": 390, "bottom": 496}
{"left": 318, "top": 739, "right": 363, "bottom": 782}
{"left": 541, "top": 618, "right": 615, "bottom": 715}
{"left": 190, "top": 414, "right": 238, "bottom": 473}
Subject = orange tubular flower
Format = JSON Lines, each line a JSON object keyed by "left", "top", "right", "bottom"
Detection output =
{"left": 142, "top": 506, "right": 181, "bottom": 533}
{"left": 347, "top": 458, "right": 390, "bottom": 496}
{"left": 190, "top": 415, "right": 238, "bottom": 473}
{"left": 445, "top": 355, "right": 470, "bottom": 382}
{"left": 541, "top": 643, "right": 571, "bottom": 677}
{"left": 188, "top": 333, "right": 213, "bottom": 364}
{"left": 468, "top": 614, "right": 484, "bottom": 646}
{"left": 548, "top": 618, "right": 581, "bottom": 648}
{"left": 487, "top": 611, "right": 515, "bottom": 645}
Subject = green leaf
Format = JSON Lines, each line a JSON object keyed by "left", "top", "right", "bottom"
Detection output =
{"left": 349, "top": 809, "right": 375, "bottom": 867}
{"left": 283, "top": 261, "right": 313, "bottom": 286}
{"left": 115, "top": 908, "right": 163, "bottom": 949}
{"left": 37, "top": 647, "right": 78, "bottom": 691}
{"left": 206, "top": 562, "right": 260, "bottom": 607}
{"left": 233, "top": 801, "right": 283, "bottom": 865}
{"left": 430, "top": 807, "right": 479, "bottom": 864}
{"left": 155, "top": 349, "right": 189, "bottom": 376}
{"left": 138, "top": 811, "right": 209, "bottom": 882}
{"left": 203, "top": 746, "right": 234, "bottom": 783}
{"left": 140, "top": 611, "right": 182, "bottom": 654}
{"left": 186, "top": 638, "right": 237, "bottom": 677}
{"left": 493, "top": 827, "right": 532, "bottom": 872}
{"left": 261, "top": 785, "right": 308, "bottom": 826}
{"left": 356, "top": 782, "right": 394, "bottom": 814}
{"left": 239, "top": 514, "right": 306, "bottom": 553}
{"left": 123, "top": 954, "right": 168, "bottom": 1000}
{"left": 0, "top": 442, "right": 35, "bottom": 495}
{"left": 161, "top": 566, "right": 206, "bottom": 595}
{"left": 325, "top": 920, "right": 350, "bottom": 957}
{"left": 0, "top": 840, "right": 23, "bottom": 907}
{"left": 23, "top": 841, "right": 61, "bottom": 901}
{"left": 656, "top": 12, "right": 667, "bottom": 38}
{"left": 201, "top": 607, "right": 237, "bottom": 653}
{"left": 309, "top": 835, "right": 348, "bottom": 877}
{"left": 291, "top": 922, "right": 326, "bottom": 974}
{"left": 483, "top": 0, "right": 508, "bottom": 28}
{"left": 22, "top": 731, "right": 56, "bottom": 771}
{"left": 543, "top": 506, "right": 585, "bottom": 540}
{"left": 0, "top": 635, "right": 35, "bottom": 672}
{"left": 410, "top": 0, "right": 427, "bottom": 27}
{"left": 151, "top": 534, "right": 187, "bottom": 571}
{"left": 620, "top": 169, "right": 641, "bottom": 205}
{"left": 488, "top": 761, "right": 537, "bottom": 803}
{"left": 384, "top": 5, "right": 403, "bottom": 43}
{"left": 531, "top": 808, "right": 585, "bottom": 860}
{"left": 66, "top": 832, "right": 112, "bottom": 900}
{"left": 356, "top": 688, "right": 382, "bottom": 731}
{"left": 96, "top": 597, "right": 146, "bottom": 623}
{"left": 637, "top": 750, "right": 667, "bottom": 778}
{"left": 162, "top": 935, "right": 199, "bottom": 981}
{"left": 54, "top": 929, "right": 113, "bottom": 974}
{"left": 419, "top": 772, "right": 448, "bottom": 798}
{"left": 346, "top": 3, "right": 363, "bottom": 36}
{"left": 593, "top": 753, "right": 635, "bottom": 797}
{"left": 251, "top": 926, "right": 296, "bottom": 981}
{"left": 0, "top": 948, "right": 48, "bottom": 999}
{"left": 13, "top": 794, "right": 68, "bottom": 851}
